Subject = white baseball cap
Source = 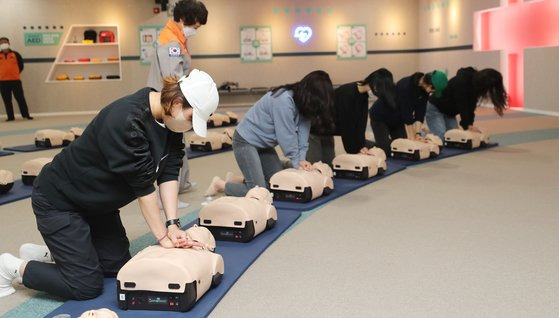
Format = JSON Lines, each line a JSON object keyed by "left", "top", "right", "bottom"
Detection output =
{"left": 178, "top": 69, "right": 219, "bottom": 137}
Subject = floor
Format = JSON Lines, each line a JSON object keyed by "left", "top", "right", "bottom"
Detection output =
{"left": 1, "top": 107, "right": 559, "bottom": 317}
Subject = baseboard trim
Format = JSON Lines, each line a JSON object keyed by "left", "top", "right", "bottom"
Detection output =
{"left": 521, "top": 108, "right": 559, "bottom": 117}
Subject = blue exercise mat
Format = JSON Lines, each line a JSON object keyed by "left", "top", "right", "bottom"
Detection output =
{"left": 3, "top": 144, "right": 64, "bottom": 152}
{"left": 0, "top": 180, "right": 33, "bottom": 205}
{"left": 273, "top": 162, "right": 407, "bottom": 211}
{"left": 387, "top": 142, "right": 498, "bottom": 167}
{"left": 187, "top": 147, "right": 233, "bottom": 159}
{"left": 46, "top": 209, "right": 302, "bottom": 318}
{"left": 0, "top": 150, "right": 14, "bottom": 156}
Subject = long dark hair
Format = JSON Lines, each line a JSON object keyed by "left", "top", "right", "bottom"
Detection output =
{"left": 271, "top": 70, "right": 335, "bottom": 134}
{"left": 362, "top": 68, "right": 397, "bottom": 110}
{"left": 473, "top": 68, "right": 508, "bottom": 116}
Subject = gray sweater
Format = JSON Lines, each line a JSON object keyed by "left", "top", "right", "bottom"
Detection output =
{"left": 236, "top": 90, "right": 311, "bottom": 168}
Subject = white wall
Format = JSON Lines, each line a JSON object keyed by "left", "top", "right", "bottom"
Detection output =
{"left": 417, "top": 0, "right": 501, "bottom": 75}
{"left": 524, "top": 46, "right": 559, "bottom": 114}
{"left": 0, "top": 0, "right": 418, "bottom": 114}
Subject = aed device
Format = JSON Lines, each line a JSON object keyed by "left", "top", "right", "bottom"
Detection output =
{"left": 117, "top": 226, "right": 223, "bottom": 312}
{"left": 199, "top": 186, "right": 277, "bottom": 242}
{"left": 270, "top": 162, "right": 334, "bottom": 203}
{"left": 99, "top": 31, "right": 115, "bottom": 43}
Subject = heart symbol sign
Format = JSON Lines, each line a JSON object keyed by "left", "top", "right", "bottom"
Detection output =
{"left": 294, "top": 26, "right": 313, "bottom": 43}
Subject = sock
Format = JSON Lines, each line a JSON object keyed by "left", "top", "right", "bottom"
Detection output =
{"left": 177, "top": 200, "right": 190, "bottom": 209}
{"left": 19, "top": 243, "right": 53, "bottom": 263}
{"left": 204, "top": 176, "right": 223, "bottom": 197}
{"left": 0, "top": 253, "right": 23, "bottom": 298}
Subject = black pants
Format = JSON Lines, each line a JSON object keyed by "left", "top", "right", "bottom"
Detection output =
{"left": 370, "top": 120, "right": 406, "bottom": 155}
{"left": 0, "top": 80, "right": 30, "bottom": 119}
{"left": 23, "top": 188, "right": 131, "bottom": 300}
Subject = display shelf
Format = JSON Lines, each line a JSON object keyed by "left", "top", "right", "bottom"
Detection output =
{"left": 46, "top": 24, "right": 121, "bottom": 83}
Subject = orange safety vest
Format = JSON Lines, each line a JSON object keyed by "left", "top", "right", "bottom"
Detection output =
{"left": 158, "top": 19, "right": 188, "bottom": 54}
{"left": 0, "top": 51, "right": 21, "bottom": 81}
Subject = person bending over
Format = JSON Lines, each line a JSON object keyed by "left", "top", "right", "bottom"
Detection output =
{"left": 0, "top": 69, "right": 218, "bottom": 299}
{"left": 425, "top": 67, "right": 507, "bottom": 139}
{"left": 205, "top": 70, "right": 335, "bottom": 197}
{"left": 397, "top": 70, "right": 447, "bottom": 139}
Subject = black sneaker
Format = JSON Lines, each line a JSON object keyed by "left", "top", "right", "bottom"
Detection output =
{"left": 25, "top": 116, "right": 33, "bottom": 120}
{"left": 5, "top": 118, "right": 14, "bottom": 122}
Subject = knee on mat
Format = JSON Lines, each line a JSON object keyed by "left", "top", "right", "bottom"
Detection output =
{"left": 68, "top": 277, "right": 104, "bottom": 300}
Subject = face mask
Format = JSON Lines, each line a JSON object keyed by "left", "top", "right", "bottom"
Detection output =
{"left": 367, "top": 90, "right": 375, "bottom": 98}
{"left": 183, "top": 26, "right": 197, "bottom": 38}
{"left": 164, "top": 109, "right": 192, "bottom": 133}
{"left": 0, "top": 43, "right": 9, "bottom": 50}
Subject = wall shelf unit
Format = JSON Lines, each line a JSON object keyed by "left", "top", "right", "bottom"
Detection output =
{"left": 46, "top": 24, "right": 121, "bottom": 83}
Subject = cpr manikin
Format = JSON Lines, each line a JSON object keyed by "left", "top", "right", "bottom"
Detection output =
{"left": 199, "top": 186, "right": 277, "bottom": 242}
{"left": 269, "top": 162, "right": 334, "bottom": 202}
{"left": 0, "top": 170, "right": 14, "bottom": 194}
{"left": 187, "top": 128, "right": 234, "bottom": 151}
{"left": 69, "top": 127, "right": 85, "bottom": 139}
{"left": 444, "top": 128, "right": 490, "bottom": 149}
{"left": 117, "top": 225, "right": 224, "bottom": 312}
{"left": 332, "top": 147, "right": 387, "bottom": 179}
{"left": 21, "top": 157, "right": 52, "bottom": 185}
{"left": 34, "top": 129, "right": 75, "bottom": 147}
{"left": 79, "top": 308, "right": 118, "bottom": 318}
{"left": 207, "top": 111, "right": 239, "bottom": 127}
{"left": 390, "top": 134, "right": 441, "bottom": 161}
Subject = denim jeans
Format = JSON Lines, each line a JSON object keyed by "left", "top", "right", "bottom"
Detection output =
{"left": 425, "top": 101, "right": 458, "bottom": 139}
{"left": 224, "top": 131, "right": 283, "bottom": 197}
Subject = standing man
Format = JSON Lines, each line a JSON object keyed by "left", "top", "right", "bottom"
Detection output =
{"left": 148, "top": 0, "right": 208, "bottom": 199}
{"left": 0, "top": 37, "right": 33, "bottom": 121}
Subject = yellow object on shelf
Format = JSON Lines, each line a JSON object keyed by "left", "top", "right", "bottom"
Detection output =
{"left": 82, "top": 40, "right": 94, "bottom": 44}
{"left": 73, "top": 76, "right": 85, "bottom": 80}
{"left": 91, "top": 58, "right": 102, "bottom": 63}
{"left": 88, "top": 74, "right": 102, "bottom": 80}
{"left": 56, "top": 74, "right": 69, "bottom": 81}
{"left": 107, "top": 57, "right": 119, "bottom": 61}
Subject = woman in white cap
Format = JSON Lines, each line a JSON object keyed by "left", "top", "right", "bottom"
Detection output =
{"left": 205, "top": 70, "right": 335, "bottom": 197}
{"left": 0, "top": 69, "right": 218, "bottom": 299}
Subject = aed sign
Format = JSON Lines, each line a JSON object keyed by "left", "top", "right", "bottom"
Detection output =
{"left": 24, "top": 32, "right": 62, "bottom": 46}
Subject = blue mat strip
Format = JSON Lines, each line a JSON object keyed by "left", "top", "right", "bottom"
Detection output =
{"left": 273, "top": 163, "right": 406, "bottom": 211}
{"left": 46, "top": 209, "right": 302, "bottom": 318}
{"left": 0, "top": 150, "right": 14, "bottom": 156}
{"left": 0, "top": 180, "right": 33, "bottom": 205}
{"left": 386, "top": 142, "right": 498, "bottom": 168}
{"left": 4, "top": 144, "right": 64, "bottom": 153}
{"left": 187, "top": 147, "right": 232, "bottom": 159}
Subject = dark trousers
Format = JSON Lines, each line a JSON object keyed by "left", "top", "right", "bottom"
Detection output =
{"left": 0, "top": 80, "right": 30, "bottom": 119}
{"left": 306, "top": 134, "right": 336, "bottom": 165}
{"left": 23, "top": 188, "right": 131, "bottom": 300}
{"left": 370, "top": 120, "right": 406, "bottom": 155}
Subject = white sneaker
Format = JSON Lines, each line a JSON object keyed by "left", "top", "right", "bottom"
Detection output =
{"left": 19, "top": 243, "right": 53, "bottom": 263}
{"left": 0, "top": 253, "right": 21, "bottom": 298}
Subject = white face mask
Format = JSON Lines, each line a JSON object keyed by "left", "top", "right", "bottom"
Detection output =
{"left": 0, "top": 43, "right": 9, "bottom": 50}
{"left": 164, "top": 109, "right": 192, "bottom": 133}
{"left": 183, "top": 26, "right": 197, "bottom": 38}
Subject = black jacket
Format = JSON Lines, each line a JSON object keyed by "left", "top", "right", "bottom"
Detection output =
{"left": 397, "top": 73, "right": 429, "bottom": 125}
{"left": 36, "top": 88, "right": 184, "bottom": 214}
{"left": 429, "top": 67, "right": 476, "bottom": 129}
{"left": 334, "top": 82, "right": 369, "bottom": 154}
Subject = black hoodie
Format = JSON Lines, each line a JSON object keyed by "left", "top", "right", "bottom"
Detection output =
{"left": 429, "top": 67, "right": 477, "bottom": 129}
{"left": 36, "top": 88, "right": 184, "bottom": 214}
